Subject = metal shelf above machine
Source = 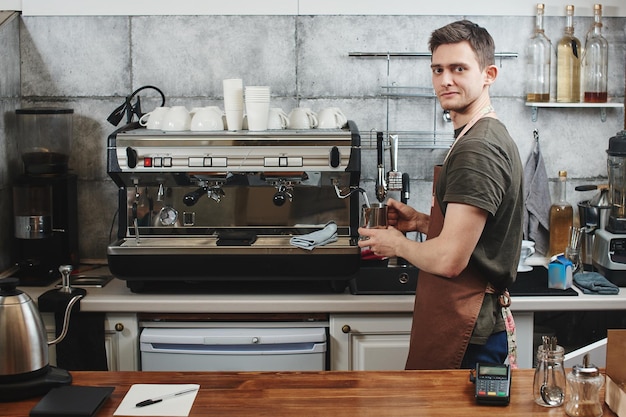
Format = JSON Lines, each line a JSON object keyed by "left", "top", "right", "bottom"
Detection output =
{"left": 525, "top": 100, "right": 624, "bottom": 122}
{"left": 349, "top": 51, "right": 518, "bottom": 61}
{"left": 380, "top": 86, "right": 436, "bottom": 98}
{"left": 350, "top": 52, "right": 517, "bottom": 149}
{"left": 362, "top": 129, "right": 454, "bottom": 150}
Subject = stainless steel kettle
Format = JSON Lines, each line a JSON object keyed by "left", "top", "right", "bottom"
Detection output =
{"left": 0, "top": 270, "right": 83, "bottom": 379}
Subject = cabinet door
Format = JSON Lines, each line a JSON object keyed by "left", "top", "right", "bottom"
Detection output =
{"left": 104, "top": 313, "right": 139, "bottom": 371}
{"left": 330, "top": 314, "right": 412, "bottom": 371}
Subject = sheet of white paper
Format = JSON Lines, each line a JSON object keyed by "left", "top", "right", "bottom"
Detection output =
{"left": 113, "top": 384, "right": 200, "bottom": 417}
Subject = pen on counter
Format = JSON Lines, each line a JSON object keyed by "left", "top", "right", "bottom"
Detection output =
{"left": 135, "top": 387, "right": 198, "bottom": 407}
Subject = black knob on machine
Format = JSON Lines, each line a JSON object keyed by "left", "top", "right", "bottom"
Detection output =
{"left": 126, "top": 147, "right": 138, "bottom": 168}
{"left": 329, "top": 146, "right": 341, "bottom": 168}
{"left": 273, "top": 192, "right": 287, "bottom": 206}
{"left": 183, "top": 187, "right": 205, "bottom": 206}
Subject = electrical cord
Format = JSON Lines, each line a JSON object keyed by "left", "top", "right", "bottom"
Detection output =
{"left": 107, "top": 85, "right": 165, "bottom": 126}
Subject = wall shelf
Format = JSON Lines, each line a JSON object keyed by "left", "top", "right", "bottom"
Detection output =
{"left": 525, "top": 101, "right": 624, "bottom": 122}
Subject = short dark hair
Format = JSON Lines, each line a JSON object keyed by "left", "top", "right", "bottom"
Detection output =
{"left": 428, "top": 20, "right": 495, "bottom": 69}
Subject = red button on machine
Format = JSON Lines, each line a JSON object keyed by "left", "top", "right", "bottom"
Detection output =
{"left": 144, "top": 157, "right": 153, "bottom": 167}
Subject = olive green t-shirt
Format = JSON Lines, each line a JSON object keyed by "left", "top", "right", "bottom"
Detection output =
{"left": 437, "top": 117, "right": 524, "bottom": 344}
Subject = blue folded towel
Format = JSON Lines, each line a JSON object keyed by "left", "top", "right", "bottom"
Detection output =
{"left": 290, "top": 221, "right": 337, "bottom": 251}
{"left": 573, "top": 272, "right": 620, "bottom": 295}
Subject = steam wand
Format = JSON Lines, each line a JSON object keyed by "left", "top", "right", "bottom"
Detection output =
{"left": 376, "top": 131, "right": 387, "bottom": 202}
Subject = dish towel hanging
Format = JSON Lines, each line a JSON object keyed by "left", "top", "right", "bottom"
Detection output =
{"left": 523, "top": 135, "right": 551, "bottom": 255}
{"left": 290, "top": 221, "right": 337, "bottom": 250}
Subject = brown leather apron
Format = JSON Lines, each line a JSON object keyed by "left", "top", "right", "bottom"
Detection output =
{"left": 405, "top": 165, "right": 488, "bottom": 369}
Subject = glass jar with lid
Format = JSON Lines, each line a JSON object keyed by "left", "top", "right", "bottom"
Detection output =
{"left": 565, "top": 353, "right": 604, "bottom": 417}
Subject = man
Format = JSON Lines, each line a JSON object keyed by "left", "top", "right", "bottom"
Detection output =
{"left": 358, "top": 20, "right": 523, "bottom": 369}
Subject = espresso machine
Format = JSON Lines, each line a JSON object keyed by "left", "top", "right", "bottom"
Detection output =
{"left": 592, "top": 130, "right": 626, "bottom": 286}
{"left": 106, "top": 121, "right": 362, "bottom": 292}
{"left": 12, "top": 108, "right": 79, "bottom": 286}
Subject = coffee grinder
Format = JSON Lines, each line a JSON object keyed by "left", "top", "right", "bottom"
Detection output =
{"left": 592, "top": 130, "right": 626, "bottom": 286}
{"left": 12, "top": 108, "right": 79, "bottom": 286}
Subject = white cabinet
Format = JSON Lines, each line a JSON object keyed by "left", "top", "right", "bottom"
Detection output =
{"left": 104, "top": 313, "right": 139, "bottom": 371}
{"left": 43, "top": 312, "right": 139, "bottom": 371}
{"left": 330, "top": 314, "right": 413, "bottom": 371}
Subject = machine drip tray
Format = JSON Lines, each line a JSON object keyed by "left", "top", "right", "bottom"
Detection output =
{"left": 510, "top": 267, "right": 578, "bottom": 296}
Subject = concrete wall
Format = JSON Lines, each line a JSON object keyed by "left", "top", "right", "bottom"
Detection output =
{"left": 2, "top": 13, "right": 626, "bottom": 264}
{"left": 0, "top": 12, "right": 21, "bottom": 270}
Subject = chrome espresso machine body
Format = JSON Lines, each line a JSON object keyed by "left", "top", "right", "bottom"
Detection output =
{"left": 107, "top": 121, "right": 361, "bottom": 292}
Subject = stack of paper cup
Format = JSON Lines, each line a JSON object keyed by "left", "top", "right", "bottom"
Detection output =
{"left": 223, "top": 78, "right": 244, "bottom": 131}
{"left": 244, "top": 86, "right": 271, "bottom": 131}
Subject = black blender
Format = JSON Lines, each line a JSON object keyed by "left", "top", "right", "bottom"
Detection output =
{"left": 12, "top": 108, "right": 79, "bottom": 286}
{"left": 592, "top": 130, "right": 626, "bottom": 286}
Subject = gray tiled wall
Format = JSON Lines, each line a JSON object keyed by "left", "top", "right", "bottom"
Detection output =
{"left": 0, "top": 12, "right": 21, "bottom": 271}
{"left": 3, "top": 13, "right": 626, "bottom": 264}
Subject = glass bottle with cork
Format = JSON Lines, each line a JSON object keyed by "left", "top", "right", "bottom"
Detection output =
{"left": 526, "top": 3, "right": 552, "bottom": 103}
{"left": 556, "top": 5, "right": 582, "bottom": 103}
{"left": 582, "top": 4, "right": 609, "bottom": 103}
{"left": 549, "top": 170, "right": 574, "bottom": 256}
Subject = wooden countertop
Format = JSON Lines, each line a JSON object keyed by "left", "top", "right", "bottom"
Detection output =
{"left": 0, "top": 370, "right": 617, "bottom": 416}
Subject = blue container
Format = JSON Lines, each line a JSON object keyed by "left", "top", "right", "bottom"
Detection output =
{"left": 548, "top": 255, "right": 573, "bottom": 289}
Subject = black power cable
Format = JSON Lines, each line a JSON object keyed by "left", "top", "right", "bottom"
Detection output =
{"left": 107, "top": 85, "right": 165, "bottom": 126}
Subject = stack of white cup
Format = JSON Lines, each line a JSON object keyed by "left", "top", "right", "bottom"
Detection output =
{"left": 244, "top": 86, "right": 271, "bottom": 131}
{"left": 223, "top": 78, "right": 244, "bottom": 131}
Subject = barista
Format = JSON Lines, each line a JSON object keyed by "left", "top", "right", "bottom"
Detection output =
{"left": 358, "top": 20, "right": 524, "bottom": 369}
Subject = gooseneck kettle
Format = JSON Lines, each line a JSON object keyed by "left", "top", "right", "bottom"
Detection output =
{"left": 0, "top": 266, "right": 85, "bottom": 401}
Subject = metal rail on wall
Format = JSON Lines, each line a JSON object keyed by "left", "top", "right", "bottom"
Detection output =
{"left": 349, "top": 51, "right": 518, "bottom": 149}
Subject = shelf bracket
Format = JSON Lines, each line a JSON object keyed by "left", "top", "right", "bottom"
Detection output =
{"left": 531, "top": 106, "right": 538, "bottom": 123}
{"left": 600, "top": 107, "right": 607, "bottom": 123}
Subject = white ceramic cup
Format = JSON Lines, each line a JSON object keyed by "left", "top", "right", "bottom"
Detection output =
{"left": 267, "top": 108, "right": 289, "bottom": 130}
{"left": 317, "top": 107, "right": 347, "bottom": 129}
{"left": 162, "top": 106, "right": 191, "bottom": 131}
{"left": 139, "top": 106, "right": 170, "bottom": 130}
{"left": 190, "top": 107, "right": 224, "bottom": 131}
{"left": 288, "top": 108, "right": 318, "bottom": 130}
{"left": 518, "top": 240, "right": 536, "bottom": 272}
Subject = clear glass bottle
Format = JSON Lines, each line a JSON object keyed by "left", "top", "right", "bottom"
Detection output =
{"left": 549, "top": 171, "right": 574, "bottom": 256}
{"left": 533, "top": 342, "right": 566, "bottom": 407}
{"left": 582, "top": 4, "right": 609, "bottom": 103}
{"left": 565, "top": 354, "right": 604, "bottom": 417}
{"left": 526, "top": 3, "right": 552, "bottom": 102}
{"left": 557, "top": 5, "right": 582, "bottom": 103}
